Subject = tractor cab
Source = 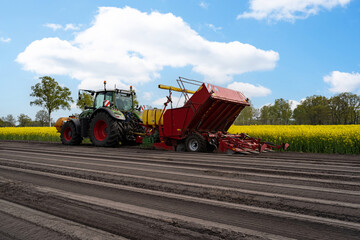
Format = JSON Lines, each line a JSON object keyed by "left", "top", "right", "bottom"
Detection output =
{"left": 79, "top": 80, "right": 136, "bottom": 112}
{"left": 93, "top": 90, "right": 134, "bottom": 111}
{"left": 93, "top": 91, "right": 112, "bottom": 108}
{"left": 115, "top": 92, "right": 133, "bottom": 111}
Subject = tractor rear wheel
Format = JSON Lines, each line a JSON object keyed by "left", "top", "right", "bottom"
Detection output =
{"left": 60, "top": 121, "right": 82, "bottom": 145}
{"left": 185, "top": 133, "right": 207, "bottom": 152}
{"left": 89, "top": 112, "right": 123, "bottom": 147}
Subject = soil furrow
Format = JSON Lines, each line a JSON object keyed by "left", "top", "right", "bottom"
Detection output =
{"left": 0, "top": 164, "right": 360, "bottom": 223}
{"left": 2, "top": 150, "right": 360, "bottom": 191}
{"left": 1, "top": 156, "right": 360, "bottom": 205}
{"left": 1, "top": 141, "right": 359, "bottom": 239}
{"left": 2, "top": 148, "right": 360, "bottom": 181}
{"left": 1, "top": 173, "right": 360, "bottom": 240}
{"left": 2, "top": 147, "right": 360, "bottom": 173}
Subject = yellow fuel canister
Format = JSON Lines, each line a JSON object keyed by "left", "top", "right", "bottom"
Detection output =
{"left": 142, "top": 109, "right": 165, "bottom": 126}
{"left": 155, "top": 109, "right": 164, "bottom": 125}
{"left": 147, "top": 110, "right": 156, "bottom": 126}
{"left": 142, "top": 110, "right": 149, "bottom": 126}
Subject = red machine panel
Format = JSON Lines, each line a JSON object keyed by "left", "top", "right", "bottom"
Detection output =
{"left": 162, "top": 83, "right": 250, "bottom": 138}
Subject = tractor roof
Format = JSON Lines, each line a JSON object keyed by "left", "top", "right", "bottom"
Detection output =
{"left": 79, "top": 88, "right": 134, "bottom": 95}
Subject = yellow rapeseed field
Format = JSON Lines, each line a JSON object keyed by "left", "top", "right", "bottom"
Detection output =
{"left": 1, "top": 125, "right": 359, "bottom": 154}
{"left": 228, "top": 125, "right": 360, "bottom": 154}
{"left": 0, "top": 127, "right": 60, "bottom": 142}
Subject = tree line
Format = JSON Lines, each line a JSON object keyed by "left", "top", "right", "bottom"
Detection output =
{"left": 235, "top": 92, "right": 360, "bottom": 125}
{"left": 0, "top": 110, "right": 54, "bottom": 127}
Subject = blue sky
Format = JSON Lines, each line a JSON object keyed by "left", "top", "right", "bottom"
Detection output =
{"left": 1, "top": 0, "right": 360, "bottom": 122}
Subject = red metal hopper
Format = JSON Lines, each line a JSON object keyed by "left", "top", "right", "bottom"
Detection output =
{"left": 162, "top": 82, "right": 250, "bottom": 138}
{"left": 141, "top": 77, "right": 288, "bottom": 154}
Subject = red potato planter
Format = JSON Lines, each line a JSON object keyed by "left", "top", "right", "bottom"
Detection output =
{"left": 141, "top": 77, "right": 288, "bottom": 154}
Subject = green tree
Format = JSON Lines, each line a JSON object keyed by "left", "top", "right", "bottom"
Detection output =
{"left": 272, "top": 98, "right": 292, "bottom": 125}
{"left": 234, "top": 105, "right": 255, "bottom": 125}
{"left": 293, "top": 104, "right": 308, "bottom": 124}
{"left": 293, "top": 95, "right": 330, "bottom": 125}
{"left": 259, "top": 105, "right": 271, "bottom": 124}
{"left": 77, "top": 92, "right": 94, "bottom": 110}
{"left": 1, "top": 114, "right": 16, "bottom": 127}
{"left": 329, "top": 93, "right": 360, "bottom": 124}
{"left": 330, "top": 94, "right": 347, "bottom": 124}
{"left": 346, "top": 93, "right": 360, "bottom": 124}
{"left": 35, "top": 110, "right": 50, "bottom": 126}
{"left": 268, "top": 103, "right": 279, "bottom": 124}
{"left": 259, "top": 99, "right": 292, "bottom": 125}
{"left": 30, "top": 76, "right": 73, "bottom": 127}
{"left": 17, "top": 114, "right": 32, "bottom": 127}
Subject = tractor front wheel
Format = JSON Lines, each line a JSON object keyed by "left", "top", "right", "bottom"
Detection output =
{"left": 89, "top": 112, "right": 123, "bottom": 147}
{"left": 185, "top": 133, "right": 207, "bottom": 152}
{"left": 60, "top": 121, "right": 82, "bottom": 145}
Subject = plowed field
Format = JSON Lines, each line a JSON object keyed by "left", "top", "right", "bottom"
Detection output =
{"left": 0, "top": 141, "right": 359, "bottom": 239}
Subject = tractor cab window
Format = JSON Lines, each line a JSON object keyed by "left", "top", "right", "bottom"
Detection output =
{"left": 94, "top": 92, "right": 113, "bottom": 108}
{"left": 115, "top": 93, "right": 132, "bottom": 111}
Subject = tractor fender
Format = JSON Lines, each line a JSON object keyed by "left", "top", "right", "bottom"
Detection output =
{"left": 91, "top": 107, "right": 126, "bottom": 121}
{"left": 67, "top": 118, "right": 81, "bottom": 134}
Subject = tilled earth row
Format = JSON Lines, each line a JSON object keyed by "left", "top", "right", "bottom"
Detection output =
{"left": 0, "top": 141, "right": 359, "bottom": 239}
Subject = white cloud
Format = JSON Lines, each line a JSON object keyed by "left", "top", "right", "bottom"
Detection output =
{"left": 260, "top": 99, "right": 302, "bottom": 111}
{"left": 324, "top": 71, "right": 360, "bottom": 93}
{"left": 288, "top": 99, "right": 300, "bottom": 111}
{"left": 44, "top": 23, "right": 81, "bottom": 31}
{"left": 0, "top": 37, "right": 11, "bottom": 43}
{"left": 199, "top": 1, "right": 209, "bottom": 9}
{"left": 238, "top": 0, "right": 351, "bottom": 22}
{"left": 227, "top": 81, "right": 271, "bottom": 98}
{"left": 18, "top": 7, "right": 278, "bottom": 90}
{"left": 206, "top": 23, "right": 222, "bottom": 32}
{"left": 64, "top": 24, "right": 81, "bottom": 31}
{"left": 143, "top": 92, "right": 153, "bottom": 101}
{"left": 44, "top": 23, "right": 63, "bottom": 31}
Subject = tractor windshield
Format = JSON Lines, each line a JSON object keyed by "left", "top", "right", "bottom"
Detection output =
{"left": 115, "top": 93, "right": 132, "bottom": 111}
{"left": 94, "top": 92, "right": 113, "bottom": 108}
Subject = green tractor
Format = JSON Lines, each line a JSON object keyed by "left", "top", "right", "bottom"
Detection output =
{"left": 56, "top": 81, "right": 143, "bottom": 147}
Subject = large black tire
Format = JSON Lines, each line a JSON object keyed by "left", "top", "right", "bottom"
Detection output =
{"left": 60, "top": 121, "right": 82, "bottom": 145}
{"left": 185, "top": 133, "right": 207, "bottom": 152}
{"left": 89, "top": 112, "right": 123, "bottom": 147}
